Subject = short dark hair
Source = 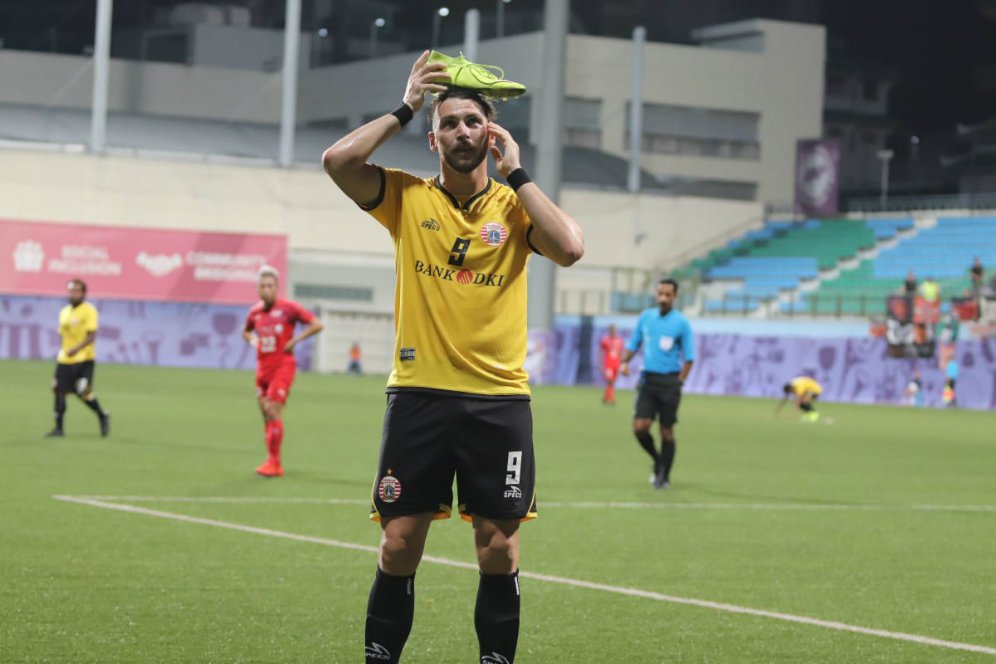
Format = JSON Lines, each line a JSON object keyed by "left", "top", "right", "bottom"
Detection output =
{"left": 68, "top": 278, "right": 87, "bottom": 295}
{"left": 783, "top": 383, "right": 792, "bottom": 394}
{"left": 427, "top": 88, "right": 496, "bottom": 126}
{"left": 657, "top": 278, "right": 679, "bottom": 293}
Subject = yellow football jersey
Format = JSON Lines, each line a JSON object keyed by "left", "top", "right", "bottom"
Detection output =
{"left": 790, "top": 376, "right": 822, "bottom": 397}
{"left": 57, "top": 302, "right": 99, "bottom": 364}
{"left": 363, "top": 168, "right": 535, "bottom": 396}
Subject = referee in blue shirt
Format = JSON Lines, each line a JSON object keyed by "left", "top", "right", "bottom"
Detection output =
{"left": 620, "top": 278, "right": 695, "bottom": 489}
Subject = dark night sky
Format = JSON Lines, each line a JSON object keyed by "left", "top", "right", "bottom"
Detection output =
{"left": 2, "top": 0, "right": 994, "bottom": 134}
{"left": 821, "top": 0, "right": 996, "bottom": 133}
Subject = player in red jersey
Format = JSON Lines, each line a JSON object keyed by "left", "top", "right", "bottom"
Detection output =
{"left": 242, "top": 266, "right": 324, "bottom": 477}
{"left": 599, "top": 324, "right": 625, "bottom": 405}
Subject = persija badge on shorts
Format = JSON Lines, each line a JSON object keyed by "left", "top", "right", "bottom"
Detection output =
{"left": 480, "top": 222, "right": 508, "bottom": 247}
{"left": 378, "top": 473, "right": 402, "bottom": 503}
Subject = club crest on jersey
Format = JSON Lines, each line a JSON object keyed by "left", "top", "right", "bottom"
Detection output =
{"left": 274, "top": 324, "right": 283, "bottom": 334}
{"left": 480, "top": 222, "right": 508, "bottom": 247}
{"left": 378, "top": 475, "right": 402, "bottom": 503}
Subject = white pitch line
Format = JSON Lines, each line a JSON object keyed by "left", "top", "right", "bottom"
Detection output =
{"left": 74, "top": 495, "right": 996, "bottom": 514}
{"left": 78, "top": 495, "right": 370, "bottom": 506}
{"left": 53, "top": 494, "right": 996, "bottom": 657}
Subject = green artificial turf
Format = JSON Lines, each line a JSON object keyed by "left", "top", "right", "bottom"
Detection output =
{"left": 1, "top": 360, "right": 993, "bottom": 663}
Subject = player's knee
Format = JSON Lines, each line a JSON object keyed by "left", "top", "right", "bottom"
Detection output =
{"left": 379, "top": 530, "right": 423, "bottom": 574}
{"left": 262, "top": 402, "right": 281, "bottom": 421}
{"left": 477, "top": 536, "right": 518, "bottom": 574}
{"left": 632, "top": 420, "right": 652, "bottom": 435}
{"left": 660, "top": 427, "right": 675, "bottom": 442}
{"left": 474, "top": 520, "right": 519, "bottom": 574}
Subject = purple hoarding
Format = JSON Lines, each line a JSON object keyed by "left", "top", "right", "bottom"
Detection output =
{"left": 0, "top": 295, "right": 313, "bottom": 371}
{"left": 575, "top": 326, "right": 995, "bottom": 411}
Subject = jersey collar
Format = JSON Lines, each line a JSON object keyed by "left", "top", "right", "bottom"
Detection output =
{"left": 433, "top": 176, "right": 492, "bottom": 211}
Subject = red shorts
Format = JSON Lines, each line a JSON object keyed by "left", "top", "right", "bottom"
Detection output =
{"left": 603, "top": 364, "right": 620, "bottom": 382}
{"left": 255, "top": 360, "right": 296, "bottom": 404}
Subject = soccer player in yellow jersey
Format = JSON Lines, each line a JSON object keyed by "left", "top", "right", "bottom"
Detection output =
{"left": 776, "top": 375, "right": 823, "bottom": 422}
{"left": 323, "top": 51, "right": 584, "bottom": 664}
{"left": 45, "top": 279, "right": 110, "bottom": 437}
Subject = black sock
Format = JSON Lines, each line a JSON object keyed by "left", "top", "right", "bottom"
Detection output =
{"left": 635, "top": 431, "right": 659, "bottom": 470}
{"left": 660, "top": 438, "right": 676, "bottom": 482}
{"left": 54, "top": 393, "right": 66, "bottom": 430}
{"left": 475, "top": 570, "right": 520, "bottom": 664}
{"left": 365, "top": 568, "right": 415, "bottom": 664}
{"left": 82, "top": 397, "right": 106, "bottom": 418}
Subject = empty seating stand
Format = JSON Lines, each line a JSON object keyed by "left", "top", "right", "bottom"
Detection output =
{"left": 701, "top": 219, "right": 881, "bottom": 313}
{"left": 802, "top": 216, "right": 996, "bottom": 315}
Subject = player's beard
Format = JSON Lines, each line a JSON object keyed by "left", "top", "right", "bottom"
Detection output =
{"left": 443, "top": 139, "right": 488, "bottom": 174}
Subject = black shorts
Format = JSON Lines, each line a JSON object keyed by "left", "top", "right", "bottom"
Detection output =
{"left": 371, "top": 390, "right": 537, "bottom": 523}
{"left": 634, "top": 372, "right": 683, "bottom": 427}
{"left": 54, "top": 361, "right": 95, "bottom": 395}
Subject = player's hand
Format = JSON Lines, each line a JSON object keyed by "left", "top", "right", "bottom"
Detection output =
{"left": 620, "top": 362, "right": 630, "bottom": 377}
{"left": 403, "top": 50, "right": 450, "bottom": 112}
{"left": 488, "top": 122, "right": 521, "bottom": 179}
{"left": 285, "top": 340, "right": 296, "bottom": 354}
{"left": 65, "top": 347, "right": 78, "bottom": 358}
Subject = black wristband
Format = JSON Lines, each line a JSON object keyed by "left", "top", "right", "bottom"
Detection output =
{"left": 506, "top": 168, "right": 531, "bottom": 192}
{"left": 390, "top": 103, "right": 414, "bottom": 127}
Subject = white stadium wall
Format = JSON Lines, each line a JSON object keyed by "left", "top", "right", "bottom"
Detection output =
{"left": 0, "top": 149, "right": 760, "bottom": 296}
{"left": 0, "top": 50, "right": 280, "bottom": 124}
{"left": 0, "top": 18, "right": 824, "bottom": 206}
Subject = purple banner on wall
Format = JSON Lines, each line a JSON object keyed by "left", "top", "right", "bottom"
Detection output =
{"left": 546, "top": 323, "right": 995, "bottom": 411}
{"left": 0, "top": 295, "right": 314, "bottom": 371}
{"left": 794, "top": 138, "right": 840, "bottom": 216}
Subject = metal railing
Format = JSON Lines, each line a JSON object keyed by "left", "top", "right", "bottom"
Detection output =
{"left": 766, "top": 195, "right": 996, "bottom": 216}
{"left": 701, "top": 293, "right": 884, "bottom": 319}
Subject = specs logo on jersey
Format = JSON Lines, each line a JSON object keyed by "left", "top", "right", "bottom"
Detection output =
{"left": 482, "top": 653, "right": 512, "bottom": 664}
{"left": 364, "top": 643, "right": 392, "bottom": 660}
{"left": 414, "top": 260, "right": 506, "bottom": 287}
{"left": 480, "top": 222, "right": 508, "bottom": 247}
{"left": 503, "top": 485, "right": 522, "bottom": 499}
{"left": 420, "top": 218, "right": 441, "bottom": 232}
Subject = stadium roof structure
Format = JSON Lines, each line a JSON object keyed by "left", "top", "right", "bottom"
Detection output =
{"left": 0, "top": 103, "right": 669, "bottom": 193}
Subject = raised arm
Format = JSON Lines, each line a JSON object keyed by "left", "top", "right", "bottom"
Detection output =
{"left": 321, "top": 51, "right": 449, "bottom": 207}
{"left": 488, "top": 123, "right": 584, "bottom": 267}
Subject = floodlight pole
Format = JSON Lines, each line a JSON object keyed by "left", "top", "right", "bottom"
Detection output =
{"left": 877, "top": 148, "right": 893, "bottom": 210}
{"left": 627, "top": 26, "right": 646, "bottom": 193}
{"left": 527, "top": 0, "right": 567, "bottom": 334}
{"left": 89, "top": 0, "right": 113, "bottom": 154}
{"left": 463, "top": 9, "right": 480, "bottom": 61}
{"left": 278, "top": 0, "right": 302, "bottom": 167}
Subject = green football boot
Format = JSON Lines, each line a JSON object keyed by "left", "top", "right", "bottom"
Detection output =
{"left": 426, "top": 50, "right": 526, "bottom": 99}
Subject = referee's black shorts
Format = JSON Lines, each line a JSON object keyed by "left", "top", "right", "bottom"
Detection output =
{"left": 53, "top": 360, "right": 95, "bottom": 395}
{"left": 634, "top": 371, "right": 683, "bottom": 427}
{"left": 371, "top": 390, "right": 537, "bottom": 524}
